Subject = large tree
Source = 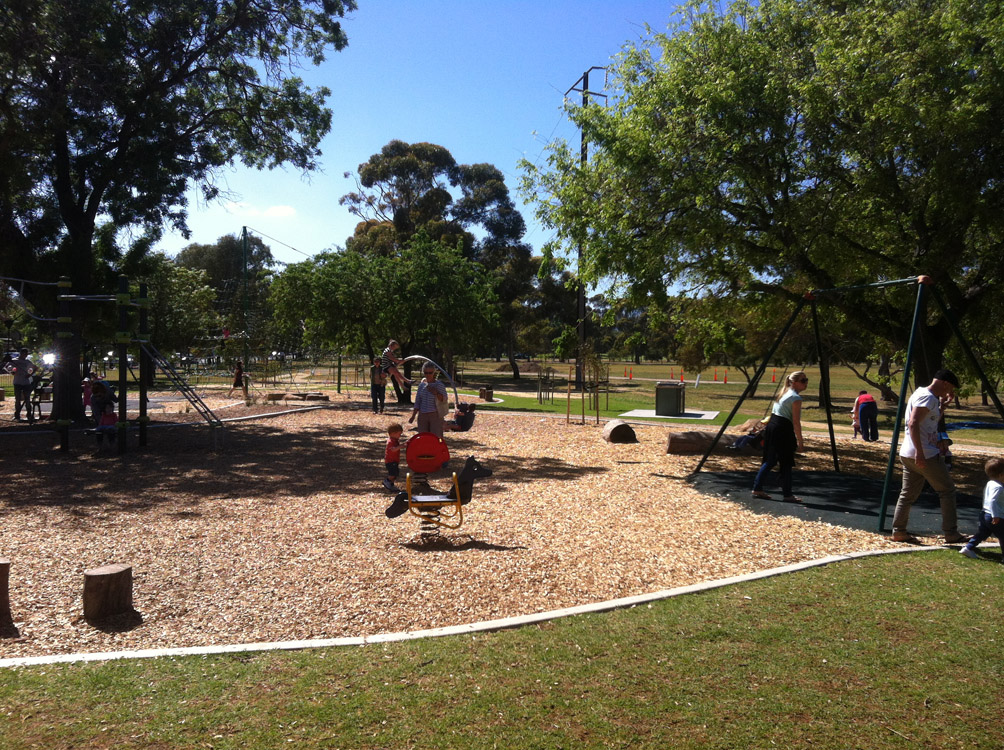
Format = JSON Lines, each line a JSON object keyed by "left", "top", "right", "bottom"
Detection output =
{"left": 342, "top": 140, "right": 534, "bottom": 375}
{"left": 270, "top": 233, "right": 496, "bottom": 401}
{"left": 521, "top": 0, "right": 1004, "bottom": 386}
{"left": 0, "top": 0, "right": 355, "bottom": 416}
{"left": 175, "top": 233, "right": 278, "bottom": 345}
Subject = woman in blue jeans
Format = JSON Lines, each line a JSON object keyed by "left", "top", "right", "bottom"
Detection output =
{"left": 752, "top": 371, "right": 808, "bottom": 503}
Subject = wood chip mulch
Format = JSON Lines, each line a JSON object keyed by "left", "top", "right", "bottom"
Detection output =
{"left": 1, "top": 402, "right": 914, "bottom": 659}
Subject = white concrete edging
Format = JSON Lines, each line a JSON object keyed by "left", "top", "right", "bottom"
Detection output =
{"left": 0, "top": 545, "right": 974, "bottom": 669}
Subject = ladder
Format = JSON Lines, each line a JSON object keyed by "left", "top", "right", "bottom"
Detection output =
{"left": 139, "top": 342, "right": 225, "bottom": 446}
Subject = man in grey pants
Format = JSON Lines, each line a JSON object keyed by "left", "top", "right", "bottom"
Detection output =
{"left": 891, "top": 369, "right": 969, "bottom": 544}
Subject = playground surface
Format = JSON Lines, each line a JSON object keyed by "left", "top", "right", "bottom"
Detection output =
{"left": 4, "top": 402, "right": 988, "bottom": 660}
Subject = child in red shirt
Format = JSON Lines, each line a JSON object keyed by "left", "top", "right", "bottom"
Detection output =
{"left": 383, "top": 423, "right": 404, "bottom": 491}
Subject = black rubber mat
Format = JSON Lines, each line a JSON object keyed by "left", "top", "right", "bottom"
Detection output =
{"left": 689, "top": 469, "right": 983, "bottom": 537}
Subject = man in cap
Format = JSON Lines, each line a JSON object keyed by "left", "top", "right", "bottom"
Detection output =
{"left": 891, "top": 368, "right": 969, "bottom": 544}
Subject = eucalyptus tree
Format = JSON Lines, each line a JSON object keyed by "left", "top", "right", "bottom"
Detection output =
{"left": 342, "top": 140, "right": 534, "bottom": 375}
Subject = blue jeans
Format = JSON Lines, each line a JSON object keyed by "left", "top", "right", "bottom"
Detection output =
{"left": 858, "top": 401, "right": 878, "bottom": 442}
{"left": 964, "top": 511, "right": 1004, "bottom": 554}
{"left": 371, "top": 384, "right": 385, "bottom": 412}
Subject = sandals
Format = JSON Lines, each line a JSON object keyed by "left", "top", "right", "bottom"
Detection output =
{"left": 752, "top": 490, "right": 772, "bottom": 500}
{"left": 782, "top": 495, "right": 803, "bottom": 503}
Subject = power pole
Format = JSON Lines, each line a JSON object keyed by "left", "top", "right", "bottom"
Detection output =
{"left": 565, "top": 67, "right": 607, "bottom": 389}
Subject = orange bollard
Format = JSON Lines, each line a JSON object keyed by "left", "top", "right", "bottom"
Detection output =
{"left": 624, "top": 366, "right": 627, "bottom": 377}
{"left": 724, "top": 372, "right": 728, "bottom": 384}
{"left": 629, "top": 367, "right": 633, "bottom": 380}
{"left": 680, "top": 370, "right": 684, "bottom": 383}
{"left": 671, "top": 368, "right": 675, "bottom": 379}
{"left": 772, "top": 368, "right": 776, "bottom": 383}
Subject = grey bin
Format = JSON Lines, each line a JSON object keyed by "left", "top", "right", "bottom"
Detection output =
{"left": 655, "top": 381, "right": 686, "bottom": 416}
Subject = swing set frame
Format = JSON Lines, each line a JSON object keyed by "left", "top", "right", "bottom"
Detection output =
{"left": 691, "top": 275, "right": 1004, "bottom": 531}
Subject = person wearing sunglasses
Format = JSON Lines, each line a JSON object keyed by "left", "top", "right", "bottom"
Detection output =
{"left": 752, "top": 371, "right": 809, "bottom": 503}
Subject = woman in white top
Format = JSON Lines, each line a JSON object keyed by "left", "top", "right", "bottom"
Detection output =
{"left": 752, "top": 371, "right": 808, "bottom": 503}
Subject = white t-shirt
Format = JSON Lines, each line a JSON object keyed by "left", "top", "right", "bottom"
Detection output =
{"left": 899, "top": 387, "right": 941, "bottom": 460}
{"left": 983, "top": 479, "right": 1004, "bottom": 518}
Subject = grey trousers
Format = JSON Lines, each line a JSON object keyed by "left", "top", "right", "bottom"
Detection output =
{"left": 892, "top": 455, "right": 958, "bottom": 536}
{"left": 416, "top": 410, "right": 444, "bottom": 438}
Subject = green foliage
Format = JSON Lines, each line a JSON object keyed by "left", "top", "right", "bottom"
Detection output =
{"left": 521, "top": 0, "right": 1004, "bottom": 383}
{"left": 270, "top": 233, "right": 497, "bottom": 366}
{"left": 137, "top": 253, "right": 220, "bottom": 353}
{"left": 175, "top": 233, "right": 278, "bottom": 346}
{"left": 0, "top": 0, "right": 356, "bottom": 296}
{"left": 340, "top": 140, "right": 535, "bottom": 367}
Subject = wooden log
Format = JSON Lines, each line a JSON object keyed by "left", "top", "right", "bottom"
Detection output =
{"left": 266, "top": 392, "right": 286, "bottom": 402}
{"left": 0, "top": 558, "right": 12, "bottom": 632}
{"left": 602, "top": 419, "right": 637, "bottom": 443}
{"left": 666, "top": 430, "right": 739, "bottom": 454}
{"left": 83, "top": 563, "right": 133, "bottom": 622}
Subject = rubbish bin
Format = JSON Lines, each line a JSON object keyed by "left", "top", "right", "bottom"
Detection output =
{"left": 655, "top": 381, "right": 686, "bottom": 416}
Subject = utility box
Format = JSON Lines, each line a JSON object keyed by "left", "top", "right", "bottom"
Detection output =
{"left": 655, "top": 382, "right": 686, "bottom": 416}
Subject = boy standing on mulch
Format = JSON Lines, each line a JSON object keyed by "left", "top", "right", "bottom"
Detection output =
{"left": 383, "top": 423, "right": 404, "bottom": 491}
{"left": 960, "top": 457, "right": 1004, "bottom": 561}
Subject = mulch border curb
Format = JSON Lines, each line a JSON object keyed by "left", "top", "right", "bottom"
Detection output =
{"left": 0, "top": 544, "right": 972, "bottom": 669}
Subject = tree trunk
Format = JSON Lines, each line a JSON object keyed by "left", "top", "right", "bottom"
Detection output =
{"left": 83, "top": 563, "right": 133, "bottom": 622}
{"left": 0, "top": 558, "right": 13, "bottom": 635}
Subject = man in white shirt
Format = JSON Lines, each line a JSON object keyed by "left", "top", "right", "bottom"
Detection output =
{"left": 891, "top": 369, "right": 968, "bottom": 544}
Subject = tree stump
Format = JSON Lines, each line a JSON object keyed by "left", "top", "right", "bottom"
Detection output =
{"left": 83, "top": 563, "right": 133, "bottom": 622}
{"left": 602, "top": 419, "right": 637, "bottom": 443}
{"left": 0, "top": 558, "right": 13, "bottom": 635}
{"left": 666, "top": 430, "right": 737, "bottom": 454}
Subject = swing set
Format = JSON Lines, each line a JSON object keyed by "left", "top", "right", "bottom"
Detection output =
{"left": 691, "top": 275, "right": 1004, "bottom": 532}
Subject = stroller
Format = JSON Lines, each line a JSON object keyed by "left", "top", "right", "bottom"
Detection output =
{"left": 26, "top": 370, "right": 53, "bottom": 423}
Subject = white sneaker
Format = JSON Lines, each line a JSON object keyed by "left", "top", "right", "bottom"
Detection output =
{"left": 959, "top": 546, "right": 978, "bottom": 559}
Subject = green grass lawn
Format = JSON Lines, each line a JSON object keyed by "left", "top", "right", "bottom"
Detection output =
{"left": 2, "top": 550, "right": 1001, "bottom": 749}
{"left": 442, "top": 360, "right": 1004, "bottom": 447}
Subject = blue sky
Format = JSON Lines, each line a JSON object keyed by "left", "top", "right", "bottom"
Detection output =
{"left": 157, "top": 1, "right": 682, "bottom": 265}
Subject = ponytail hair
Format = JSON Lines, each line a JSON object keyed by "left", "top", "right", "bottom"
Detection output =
{"left": 779, "top": 371, "right": 808, "bottom": 402}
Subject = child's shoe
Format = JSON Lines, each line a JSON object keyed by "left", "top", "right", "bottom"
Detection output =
{"left": 959, "top": 546, "right": 979, "bottom": 559}
{"left": 382, "top": 478, "right": 396, "bottom": 491}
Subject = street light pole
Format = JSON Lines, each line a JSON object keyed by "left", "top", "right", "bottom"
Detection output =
{"left": 565, "top": 67, "right": 607, "bottom": 390}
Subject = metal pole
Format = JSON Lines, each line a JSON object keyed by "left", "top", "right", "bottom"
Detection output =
{"left": 116, "top": 276, "right": 130, "bottom": 455}
{"left": 575, "top": 69, "right": 589, "bottom": 391}
{"left": 138, "top": 282, "right": 150, "bottom": 447}
{"left": 693, "top": 297, "right": 809, "bottom": 475}
{"left": 241, "top": 226, "right": 250, "bottom": 367}
{"left": 55, "top": 277, "right": 72, "bottom": 452}
{"left": 565, "top": 66, "right": 606, "bottom": 391}
{"left": 877, "top": 279, "right": 927, "bottom": 531}
{"left": 810, "top": 297, "right": 839, "bottom": 472}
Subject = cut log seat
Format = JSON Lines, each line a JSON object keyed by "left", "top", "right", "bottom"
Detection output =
{"left": 83, "top": 563, "right": 133, "bottom": 622}
{"left": 602, "top": 419, "right": 637, "bottom": 443}
{"left": 666, "top": 430, "right": 741, "bottom": 454}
